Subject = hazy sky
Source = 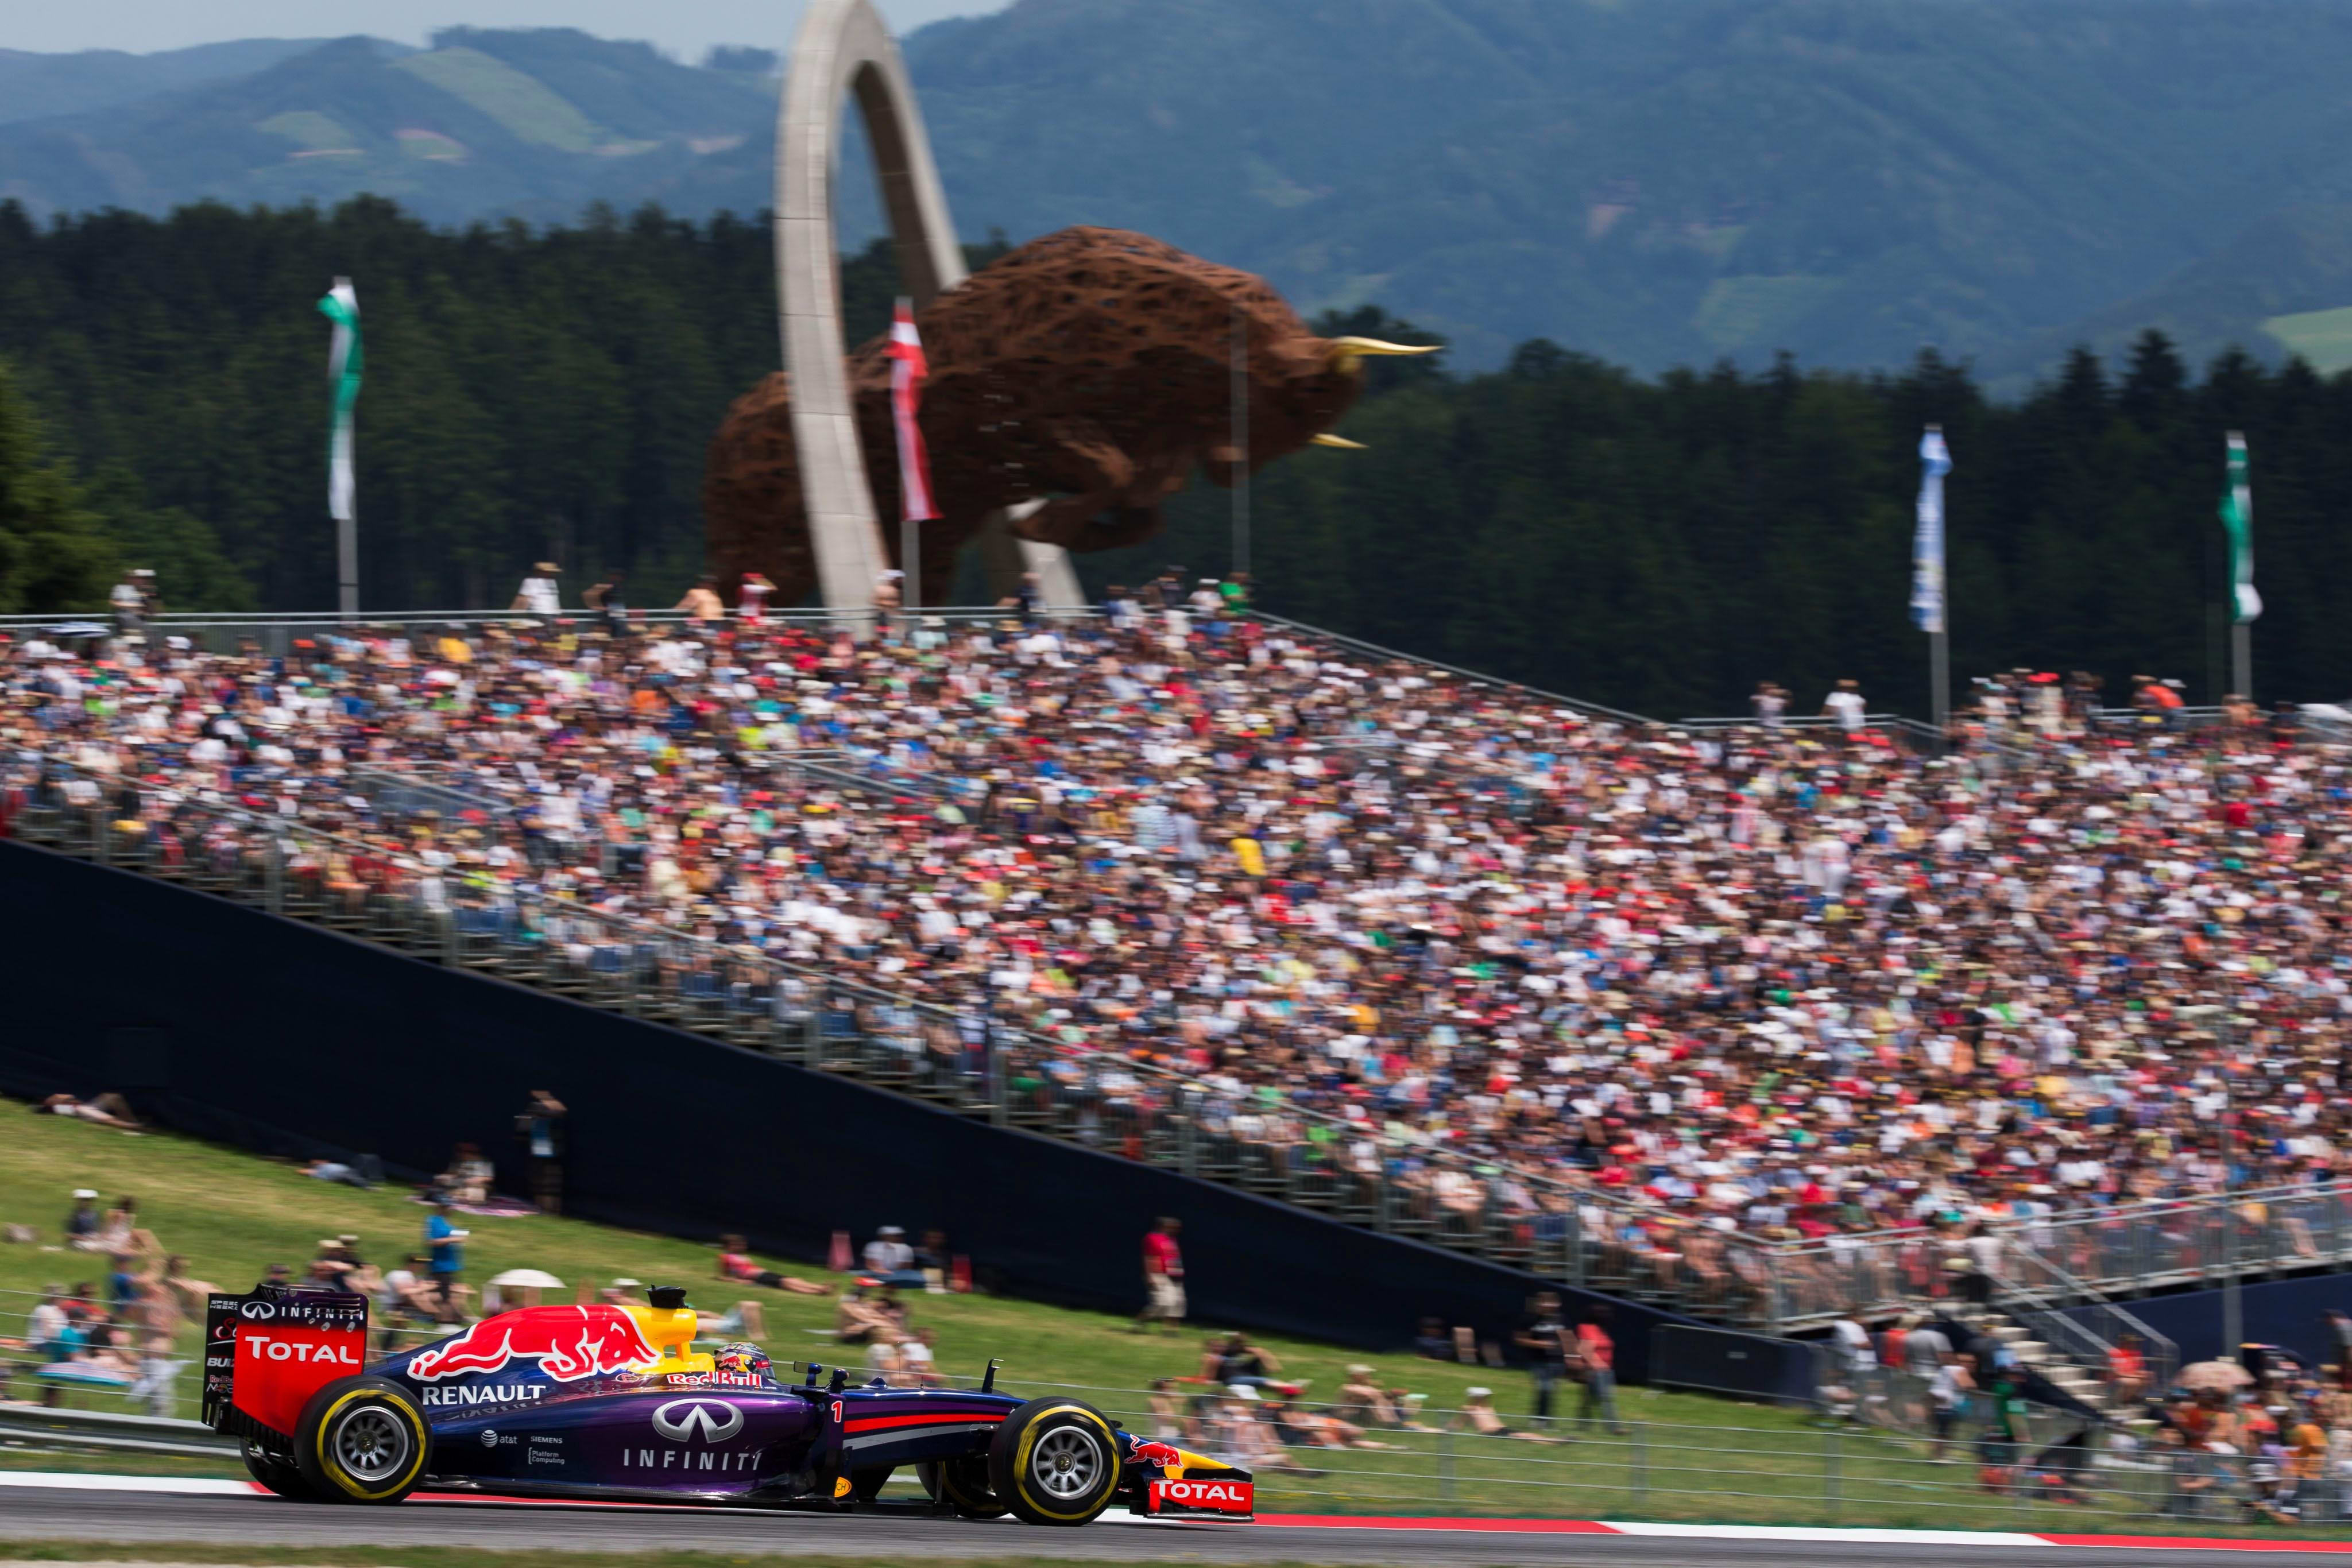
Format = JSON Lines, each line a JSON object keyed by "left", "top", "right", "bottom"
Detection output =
{"left": 7, "top": 0, "right": 1005, "bottom": 64}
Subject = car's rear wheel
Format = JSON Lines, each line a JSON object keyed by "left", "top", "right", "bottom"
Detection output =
{"left": 918, "top": 1455, "right": 1008, "bottom": 1518}
{"left": 987, "top": 1397, "right": 1119, "bottom": 1526}
{"left": 243, "top": 1441, "right": 320, "bottom": 1501}
{"left": 292, "top": 1376, "right": 431, "bottom": 1504}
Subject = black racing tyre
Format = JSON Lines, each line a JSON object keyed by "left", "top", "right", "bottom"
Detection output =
{"left": 243, "top": 1441, "right": 321, "bottom": 1501}
{"left": 918, "top": 1455, "right": 1008, "bottom": 1518}
{"left": 848, "top": 1465, "right": 895, "bottom": 1503}
{"left": 985, "top": 1397, "right": 1120, "bottom": 1527}
{"left": 291, "top": 1376, "right": 432, "bottom": 1504}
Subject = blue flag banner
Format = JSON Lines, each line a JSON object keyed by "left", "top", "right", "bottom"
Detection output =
{"left": 1909, "top": 427, "right": 1950, "bottom": 635}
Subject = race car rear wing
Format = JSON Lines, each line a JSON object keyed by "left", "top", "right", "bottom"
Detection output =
{"left": 203, "top": 1283, "right": 370, "bottom": 1442}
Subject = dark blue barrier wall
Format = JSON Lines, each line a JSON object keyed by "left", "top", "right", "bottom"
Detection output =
{"left": 0, "top": 842, "right": 1690, "bottom": 1376}
{"left": 2064, "top": 1273, "right": 2352, "bottom": 1374}
{"left": 1649, "top": 1323, "right": 1817, "bottom": 1406}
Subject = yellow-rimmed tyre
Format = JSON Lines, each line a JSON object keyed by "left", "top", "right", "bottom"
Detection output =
{"left": 292, "top": 1377, "right": 431, "bottom": 1504}
{"left": 918, "top": 1455, "right": 1007, "bottom": 1518}
{"left": 986, "top": 1398, "right": 1119, "bottom": 1526}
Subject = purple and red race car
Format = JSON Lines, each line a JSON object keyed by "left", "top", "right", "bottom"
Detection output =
{"left": 203, "top": 1282, "right": 1252, "bottom": 1526}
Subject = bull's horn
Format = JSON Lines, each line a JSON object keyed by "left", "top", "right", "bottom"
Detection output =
{"left": 1311, "top": 432, "right": 1367, "bottom": 449}
{"left": 1325, "top": 336, "right": 1441, "bottom": 372}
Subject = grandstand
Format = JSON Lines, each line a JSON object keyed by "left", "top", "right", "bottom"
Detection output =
{"left": 2, "top": 599, "right": 2342, "bottom": 1397}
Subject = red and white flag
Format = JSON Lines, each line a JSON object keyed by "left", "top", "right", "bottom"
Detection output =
{"left": 887, "top": 300, "right": 937, "bottom": 523}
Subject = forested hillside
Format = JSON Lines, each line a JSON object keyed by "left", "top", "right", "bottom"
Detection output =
{"left": 7, "top": 199, "right": 2350, "bottom": 715}
{"left": 17, "top": 3, "right": 2352, "bottom": 375}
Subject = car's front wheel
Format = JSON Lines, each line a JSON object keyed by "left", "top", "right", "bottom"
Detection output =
{"left": 987, "top": 1398, "right": 1119, "bottom": 1526}
{"left": 292, "top": 1376, "right": 432, "bottom": 1504}
{"left": 918, "top": 1455, "right": 1008, "bottom": 1518}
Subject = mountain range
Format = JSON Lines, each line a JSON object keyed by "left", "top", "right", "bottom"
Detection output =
{"left": 10, "top": 0, "right": 2352, "bottom": 381}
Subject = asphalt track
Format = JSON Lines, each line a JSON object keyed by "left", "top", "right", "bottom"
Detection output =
{"left": 9, "top": 1480, "right": 2352, "bottom": 1567}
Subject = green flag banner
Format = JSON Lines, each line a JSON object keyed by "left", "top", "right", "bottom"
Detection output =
{"left": 316, "top": 279, "right": 361, "bottom": 525}
{"left": 2220, "top": 431, "right": 2260, "bottom": 624}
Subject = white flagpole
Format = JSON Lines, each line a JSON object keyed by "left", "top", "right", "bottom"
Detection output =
{"left": 1231, "top": 305, "right": 1250, "bottom": 582}
{"left": 1912, "top": 425, "right": 1952, "bottom": 735}
{"left": 319, "top": 277, "right": 361, "bottom": 620}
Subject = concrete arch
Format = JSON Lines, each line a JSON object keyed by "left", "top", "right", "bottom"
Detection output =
{"left": 774, "top": 0, "right": 1082, "bottom": 615}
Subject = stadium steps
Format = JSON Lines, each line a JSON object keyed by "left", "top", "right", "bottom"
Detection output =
{"left": 1980, "top": 1312, "right": 2106, "bottom": 1407}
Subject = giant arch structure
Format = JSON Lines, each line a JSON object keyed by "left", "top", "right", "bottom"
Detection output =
{"left": 774, "top": 0, "right": 1084, "bottom": 614}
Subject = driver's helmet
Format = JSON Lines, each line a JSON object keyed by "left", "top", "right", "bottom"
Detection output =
{"left": 714, "top": 1341, "right": 773, "bottom": 1384}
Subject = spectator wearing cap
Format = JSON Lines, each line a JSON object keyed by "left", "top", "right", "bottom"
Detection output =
{"left": 1822, "top": 677, "right": 1866, "bottom": 734}
{"left": 26, "top": 583, "right": 2352, "bottom": 1330}
{"left": 63, "top": 1190, "right": 100, "bottom": 1251}
{"left": 861, "top": 1225, "right": 924, "bottom": 1288}
{"left": 512, "top": 563, "right": 562, "bottom": 617}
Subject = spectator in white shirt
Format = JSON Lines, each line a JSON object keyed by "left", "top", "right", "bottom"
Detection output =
{"left": 1823, "top": 678, "right": 1867, "bottom": 732}
{"left": 862, "top": 1226, "right": 919, "bottom": 1285}
{"left": 512, "top": 563, "right": 562, "bottom": 616}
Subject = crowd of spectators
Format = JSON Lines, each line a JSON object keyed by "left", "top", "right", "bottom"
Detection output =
{"left": 8, "top": 1188, "right": 202, "bottom": 1411}
{"left": 7, "top": 580, "right": 2351, "bottom": 1326}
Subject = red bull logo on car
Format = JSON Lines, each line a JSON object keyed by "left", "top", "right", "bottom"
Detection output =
{"left": 408, "top": 1304, "right": 661, "bottom": 1383}
{"left": 1127, "top": 1439, "right": 1185, "bottom": 1469}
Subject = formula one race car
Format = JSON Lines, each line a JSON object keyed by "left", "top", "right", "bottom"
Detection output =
{"left": 202, "top": 1283, "right": 1251, "bottom": 1526}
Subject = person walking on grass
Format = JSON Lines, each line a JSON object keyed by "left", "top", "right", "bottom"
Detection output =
{"left": 1132, "top": 1216, "right": 1185, "bottom": 1334}
{"left": 1575, "top": 1303, "right": 1630, "bottom": 1435}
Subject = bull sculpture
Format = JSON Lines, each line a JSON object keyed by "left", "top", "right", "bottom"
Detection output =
{"left": 703, "top": 225, "right": 1432, "bottom": 606}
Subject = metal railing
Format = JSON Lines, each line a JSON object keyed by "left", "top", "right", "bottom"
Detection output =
{"left": 7, "top": 756, "right": 1682, "bottom": 1301}
{"left": 0, "top": 606, "right": 1099, "bottom": 659}
{"left": 0, "top": 1404, "right": 234, "bottom": 1458}
{"left": 18, "top": 752, "right": 2347, "bottom": 1337}
{"left": 1245, "top": 611, "right": 1655, "bottom": 727}
{"left": 2003, "top": 1241, "right": 2179, "bottom": 1397}
{"left": 8, "top": 1356, "right": 2343, "bottom": 1534}
{"left": 1732, "top": 1180, "right": 2352, "bottom": 1330}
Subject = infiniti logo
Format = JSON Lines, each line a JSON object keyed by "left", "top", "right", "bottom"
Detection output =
{"left": 239, "top": 1301, "right": 277, "bottom": 1321}
{"left": 652, "top": 1399, "right": 745, "bottom": 1443}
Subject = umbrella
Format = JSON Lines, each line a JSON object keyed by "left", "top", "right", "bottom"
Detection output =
{"left": 483, "top": 1266, "right": 566, "bottom": 1312}
{"left": 2178, "top": 1359, "right": 2252, "bottom": 1391}
{"left": 487, "top": 1268, "right": 566, "bottom": 1289}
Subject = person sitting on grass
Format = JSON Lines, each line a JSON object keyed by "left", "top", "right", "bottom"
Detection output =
{"left": 898, "top": 1326, "right": 941, "bottom": 1388}
{"left": 1217, "top": 1387, "right": 1321, "bottom": 1475}
{"left": 717, "top": 1234, "right": 830, "bottom": 1295}
{"left": 1266, "top": 1395, "right": 1393, "bottom": 1451}
{"left": 834, "top": 1285, "right": 900, "bottom": 1347}
{"left": 1202, "top": 1330, "right": 1289, "bottom": 1392}
{"left": 1448, "top": 1386, "right": 1568, "bottom": 1444}
{"left": 1333, "top": 1363, "right": 1431, "bottom": 1431}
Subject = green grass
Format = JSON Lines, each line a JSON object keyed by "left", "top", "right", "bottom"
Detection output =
{"left": 1693, "top": 274, "right": 1844, "bottom": 353}
{"left": 2262, "top": 304, "right": 2352, "bottom": 374}
{"left": 391, "top": 47, "right": 602, "bottom": 152}
{"left": 1, "top": 1110, "right": 2346, "bottom": 1538}
{"left": 252, "top": 111, "right": 357, "bottom": 152}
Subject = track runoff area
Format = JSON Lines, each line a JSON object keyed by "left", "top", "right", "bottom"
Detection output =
{"left": 9, "top": 1473, "right": 2352, "bottom": 1567}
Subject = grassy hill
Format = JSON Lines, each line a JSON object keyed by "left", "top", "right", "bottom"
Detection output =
{"left": 4, "top": 1104, "right": 2347, "bottom": 1534}
{"left": 12, "top": 3, "right": 2352, "bottom": 375}
{"left": 0, "top": 40, "right": 331, "bottom": 127}
{"left": 0, "top": 31, "right": 774, "bottom": 230}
